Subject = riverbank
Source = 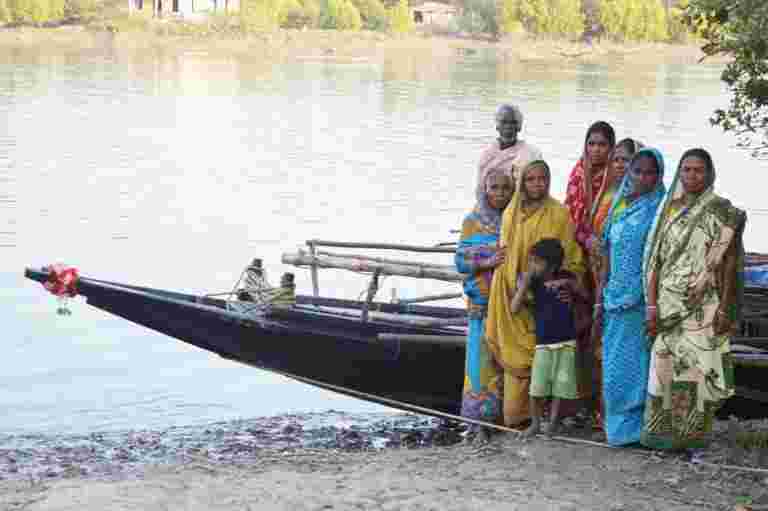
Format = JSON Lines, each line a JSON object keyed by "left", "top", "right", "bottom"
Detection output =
{"left": 1, "top": 411, "right": 767, "bottom": 510}
{"left": 0, "top": 23, "right": 726, "bottom": 66}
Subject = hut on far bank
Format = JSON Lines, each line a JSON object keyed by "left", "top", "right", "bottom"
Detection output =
{"left": 409, "top": 0, "right": 457, "bottom": 29}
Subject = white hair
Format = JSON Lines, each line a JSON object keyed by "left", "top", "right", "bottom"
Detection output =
{"left": 495, "top": 104, "right": 524, "bottom": 125}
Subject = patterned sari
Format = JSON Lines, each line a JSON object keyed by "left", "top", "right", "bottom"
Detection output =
{"left": 641, "top": 149, "right": 746, "bottom": 450}
{"left": 601, "top": 148, "right": 666, "bottom": 446}
{"left": 485, "top": 161, "right": 585, "bottom": 426}
{"left": 455, "top": 176, "right": 505, "bottom": 425}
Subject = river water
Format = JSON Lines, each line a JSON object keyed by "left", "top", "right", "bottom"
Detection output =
{"left": 2, "top": 43, "right": 767, "bottom": 436}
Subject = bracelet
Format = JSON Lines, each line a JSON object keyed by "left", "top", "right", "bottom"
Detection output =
{"left": 647, "top": 306, "right": 657, "bottom": 310}
{"left": 593, "top": 303, "right": 603, "bottom": 309}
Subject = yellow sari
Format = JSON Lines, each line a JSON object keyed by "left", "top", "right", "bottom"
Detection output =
{"left": 485, "top": 161, "right": 585, "bottom": 426}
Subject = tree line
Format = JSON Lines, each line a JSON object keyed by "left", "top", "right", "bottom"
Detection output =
{"left": 0, "top": 0, "right": 96, "bottom": 24}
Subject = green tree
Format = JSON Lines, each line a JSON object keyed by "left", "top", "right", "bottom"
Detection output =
{"left": 337, "top": 0, "right": 362, "bottom": 29}
{"left": 387, "top": 0, "right": 412, "bottom": 34}
{"left": 499, "top": 0, "right": 524, "bottom": 34}
{"left": 351, "top": 0, "right": 387, "bottom": 30}
{"left": 518, "top": 0, "right": 583, "bottom": 36}
{"left": 0, "top": 0, "right": 10, "bottom": 22}
{"left": 686, "top": 0, "right": 768, "bottom": 157}
{"left": 459, "top": 0, "right": 498, "bottom": 36}
{"left": 599, "top": 0, "right": 668, "bottom": 41}
{"left": 240, "top": 0, "right": 283, "bottom": 31}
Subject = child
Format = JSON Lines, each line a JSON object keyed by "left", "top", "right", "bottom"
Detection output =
{"left": 510, "top": 238, "right": 587, "bottom": 437}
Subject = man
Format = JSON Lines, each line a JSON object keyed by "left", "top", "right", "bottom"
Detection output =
{"left": 475, "top": 104, "right": 543, "bottom": 199}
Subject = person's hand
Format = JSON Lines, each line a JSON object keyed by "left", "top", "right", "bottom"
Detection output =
{"left": 527, "top": 256, "right": 546, "bottom": 277}
{"left": 713, "top": 308, "right": 731, "bottom": 336}
{"left": 489, "top": 247, "right": 507, "bottom": 268}
{"left": 646, "top": 306, "right": 658, "bottom": 339}
{"left": 555, "top": 281, "right": 573, "bottom": 304}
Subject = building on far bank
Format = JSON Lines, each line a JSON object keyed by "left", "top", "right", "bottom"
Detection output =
{"left": 409, "top": 0, "right": 457, "bottom": 28}
{"left": 128, "top": 0, "right": 239, "bottom": 18}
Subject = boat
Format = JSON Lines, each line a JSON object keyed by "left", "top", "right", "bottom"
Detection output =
{"left": 22, "top": 240, "right": 768, "bottom": 422}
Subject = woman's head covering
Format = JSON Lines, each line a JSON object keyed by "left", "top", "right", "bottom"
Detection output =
{"left": 583, "top": 121, "right": 616, "bottom": 155}
{"left": 518, "top": 159, "right": 551, "bottom": 202}
{"left": 475, "top": 167, "right": 512, "bottom": 232}
{"left": 667, "top": 148, "right": 716, "bottom": 202}
{"left": 622, "top": 147, "right": 665, "bottom": 198}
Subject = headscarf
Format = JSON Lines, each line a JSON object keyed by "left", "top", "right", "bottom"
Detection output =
{"left": 605, "top": 147, "right": 666, "bottom": 221}
{"left": 475, "top": 167, "right": 512, "bottom": 233}
{"left": 565, "top": 121, "right": 616, "bottom": 236}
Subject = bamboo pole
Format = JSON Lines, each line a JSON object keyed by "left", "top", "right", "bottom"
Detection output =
{"left": 308, "top": 241, "right": 320, "bottom": 297}
{"left": 397, "top": 292, "right": 463, "bottom": 304}
{"left": 316, "top": 250, "right": 451, "bottom": 270}
{"left": 306, "top": 239, "right": 455, "bottom": 253}
{"left": 282, "top": 251, "right": 463, "bottom": 282}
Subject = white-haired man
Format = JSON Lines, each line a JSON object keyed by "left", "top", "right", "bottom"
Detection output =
{"left": 476, "top": 104, "right": 543, "bottom": 198}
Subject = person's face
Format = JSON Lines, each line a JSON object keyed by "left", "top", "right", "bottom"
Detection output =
{"left": 680, "top": 156, "right": 709, "bottom": 195}
{"left": 523, "top": 166, "right": 548, "bottom": 201}
{"left": 629, "top": 156, "right": 659, "bottom": 196}
{"left": 496, "top": 110, "right": 520, "bottom": 145}
{"left": 610, "top": 145, "right": 631, "bottom": 183}
{"left": 585, "top": 131, "right": 611, "bottom": 167}
{"left": 486, "top": 174, "right": 514, "bottom": 210}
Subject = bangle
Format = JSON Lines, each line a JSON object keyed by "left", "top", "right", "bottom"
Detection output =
{"left": 647, "top": 305, "right": 657, "bottom": 310}
{"left": 593, "top": 303, "right": 602, "bottom": 309}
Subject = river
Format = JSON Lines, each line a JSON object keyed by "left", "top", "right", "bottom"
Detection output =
{"left": 2, "top": 44, "right": 766, "bottom": 436}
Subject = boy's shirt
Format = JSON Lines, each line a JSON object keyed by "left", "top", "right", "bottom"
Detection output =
{"left": 530, "top": 270, "right": 578, "bottom": 346}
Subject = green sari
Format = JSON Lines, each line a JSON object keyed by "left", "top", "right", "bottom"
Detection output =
{"left": 641, "top": 150, "right": 746, "bottom": 450}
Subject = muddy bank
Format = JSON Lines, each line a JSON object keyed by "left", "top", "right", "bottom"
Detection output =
{"left": 1, "top": 414, "right": 766, "bottom": 511}
{"left": 0, "top": 25, "right": 725, "bottom": 66}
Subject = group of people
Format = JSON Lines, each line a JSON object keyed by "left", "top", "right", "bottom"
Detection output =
{"left": 455, "top": 104, "right": 747, "bottom": 451}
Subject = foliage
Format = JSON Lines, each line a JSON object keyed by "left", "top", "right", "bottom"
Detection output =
{"left": 351, "top": 0, "right": 387, "bottom": 30}
{"left": 386, "top": 0, "right": 412, "bottom": 34}
{"left": 599, "top": 0, "right": 667, "bottom": 41}
{"left": 320, "top": 0, "right": 361, "bottom": 29}
{"left": 240, "top": 0, "right": 284, "bottom": 30}
{"left": 0, "top": 0, "right": 10, "bottom": 22}
{"left": 458, "top": 0, "right": 498, "bottom": 36}
{"left": 2, "top": 0, "right": 67, "bottom": 24}
{"left": 687, "top": 0, "right": 768, "bottom": 157}
{"left": 499, "top": 0, "right": 524, "bottom": 34}
{"left": 516, "top": 0, "right": 584, "bottom": 36}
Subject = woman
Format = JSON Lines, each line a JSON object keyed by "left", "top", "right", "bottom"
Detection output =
{"left": 595, "top": 148, "right": 666, "bottom": 446}
{"left": 641, "top": 148, "right": 746, "bottom": 450}
{"left": 485, "top": 160, "right": 585, "bottom": 427}
{"left": 565, "top": 121, "right": 617, "bottom": 254}
{"left": 588, "top": 138, "right": 644, "bottom": 426}
{"left": 455, "top": 168, "right": 513, "bottom": 439}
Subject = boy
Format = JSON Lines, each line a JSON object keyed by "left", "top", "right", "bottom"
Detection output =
{"left": 510, "top": 238, "right": 587, "bottom": 438}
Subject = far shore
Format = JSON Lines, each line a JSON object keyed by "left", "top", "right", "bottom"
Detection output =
{"left": 0, "top": 23, "right": 730, "bottom": 66}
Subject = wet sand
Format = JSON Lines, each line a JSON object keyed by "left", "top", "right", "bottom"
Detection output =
{"left": 2, "top": 412, "right": 766, "bottom": 510}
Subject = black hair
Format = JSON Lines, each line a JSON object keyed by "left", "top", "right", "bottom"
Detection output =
{"left": 584, "top": 121, "right": 616, "bottom": 149}
{"left": 530, "top": 238, "right": 564, "bottom": 273}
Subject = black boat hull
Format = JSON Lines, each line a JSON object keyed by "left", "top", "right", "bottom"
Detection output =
{"left": 23, "top": 268, "right": 768, "bottom": 420}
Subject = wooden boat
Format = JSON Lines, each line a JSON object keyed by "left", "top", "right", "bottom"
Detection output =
{"left": 23, "top": 252, "right": 768, "bottom": 421}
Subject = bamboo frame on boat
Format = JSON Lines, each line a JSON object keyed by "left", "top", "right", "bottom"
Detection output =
{"left": 282, "top": 249, "right": 462, "bottom": 283}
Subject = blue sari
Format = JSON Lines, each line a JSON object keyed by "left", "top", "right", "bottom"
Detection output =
{"left": 455, "top": 206, "right": 502, "bottom": 426}
{"left": 601, "top": 148, "right": 666, "bottom": 446}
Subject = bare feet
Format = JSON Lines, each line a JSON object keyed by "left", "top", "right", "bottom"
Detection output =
{"left": 523, "top": 422, "right": 540, "bottom": 439}
{"left": 474, "top": 427, "right": 492, "bottom": 444}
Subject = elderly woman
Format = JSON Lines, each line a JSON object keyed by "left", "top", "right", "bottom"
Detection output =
{"left": 455, "top": 168, "right": 514, "bottom": 440}
{"left": 476, "top": 104, "right": 543, "bottom": 198}
{"left": 485, "top": 160, "right": 585, "bottom": 427}
{"left": 594, "top": 148, "right": 666, "bottom": 446}
{"left": 641, "top": 148, "right": 746, "bottom": 451}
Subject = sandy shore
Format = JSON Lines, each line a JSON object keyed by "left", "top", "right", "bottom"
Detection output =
{"left": 0, "top": 25, "right": 726, "bottom": 66}
{"left": 2, "top": 433, "right": 765, "bottom": 511}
